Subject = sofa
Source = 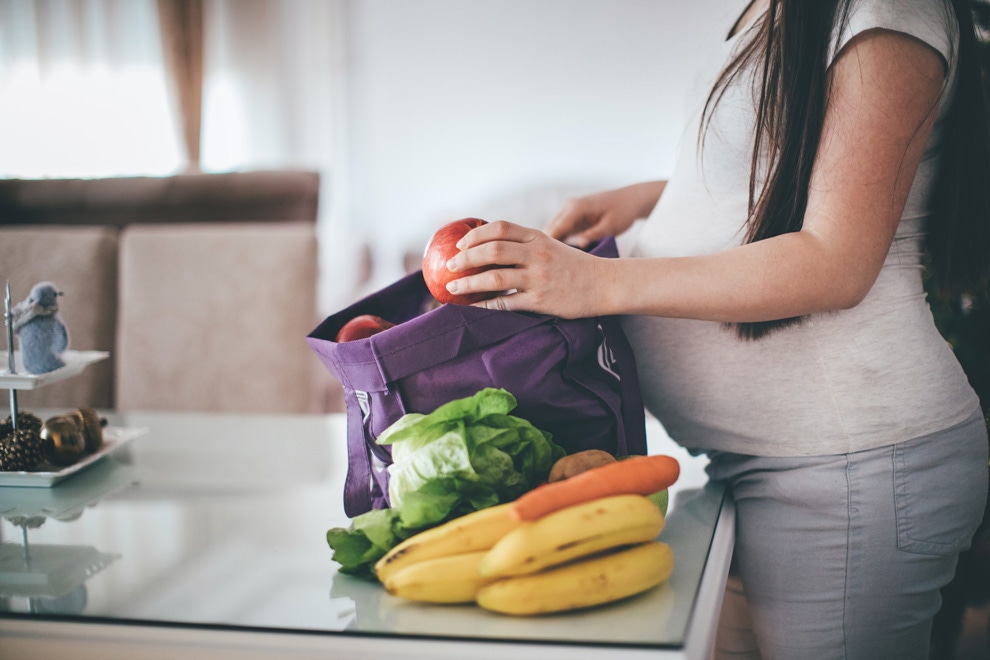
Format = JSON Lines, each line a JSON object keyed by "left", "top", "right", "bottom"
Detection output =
{"left": 0, "top": 171, "right": 343, "bottom": 414}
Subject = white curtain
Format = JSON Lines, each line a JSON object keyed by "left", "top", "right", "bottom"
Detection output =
{"left": 201, "top": 0, "right": 341, "bottom": 173}
{"left": 0, "top": 0, "right": 183, "bottom": 177}
{"left": 200, "top": 0, "right": 358, "bottom": 314}
{"left": 0, "top": 0, "right": 360, "bottom": 314}
{"left": 0, "top": 0, "right": 347, "bottom": 180}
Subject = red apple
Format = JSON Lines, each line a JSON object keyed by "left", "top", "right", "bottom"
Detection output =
{"left": 422, "top": 218, "right": 499, "bottom": 305}
{"left": 335, "top": 314, "right": 396, "bottom": 342}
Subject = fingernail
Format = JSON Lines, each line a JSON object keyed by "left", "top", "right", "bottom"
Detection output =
{"left": 446, "top": 258, "right": 457, "bottom": 272}
{"left": 446, "top": 280, "right": 459, "bottom": 293}
{"left": 455, "top": 239, "right": 466, "bottom": 250}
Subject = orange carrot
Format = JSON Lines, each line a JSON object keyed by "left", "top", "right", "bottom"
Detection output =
{"left": 510, "top": 454, "right": 680, "bottom": 521}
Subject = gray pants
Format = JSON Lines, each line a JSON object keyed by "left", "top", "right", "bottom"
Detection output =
{"left": 707, "top": 409, "right": 988, "bottom": 660}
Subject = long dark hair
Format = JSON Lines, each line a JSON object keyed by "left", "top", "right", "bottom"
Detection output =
{"left": 702, "top": 0, "right": 990, "bottom": 340}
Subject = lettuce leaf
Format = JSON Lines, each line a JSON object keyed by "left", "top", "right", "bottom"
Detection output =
{"left": 647, "top": 489, "right": 669, "bottom": 517}
{"left": 326, "top": 388, "right": 565, "bottom": 578}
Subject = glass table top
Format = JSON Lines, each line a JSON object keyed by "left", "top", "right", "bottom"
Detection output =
{"left": 0, "top": 411, "right": 728, "bottom": 654}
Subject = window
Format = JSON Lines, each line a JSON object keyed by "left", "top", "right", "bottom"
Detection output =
{"left": 0, "top": 0, "right": 183, "bottom": 178}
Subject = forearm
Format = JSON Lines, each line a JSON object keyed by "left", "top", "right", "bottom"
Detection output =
{"left": 619, "top": 180, "right": 667, "bottom": 220}
{"left": 597, "top": 230, "right": 871, "bottom": 322}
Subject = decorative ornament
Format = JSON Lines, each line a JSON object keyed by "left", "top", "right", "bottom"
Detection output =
{"left": 12, "top": 281, "right": 68, "bottom": 374}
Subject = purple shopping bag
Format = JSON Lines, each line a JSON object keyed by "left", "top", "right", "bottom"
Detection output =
{"left": 307, "top": 237, "right": 647, "bottom": 518}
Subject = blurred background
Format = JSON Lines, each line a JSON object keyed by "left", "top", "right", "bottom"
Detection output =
{"left": 0, "top": 0, "right": 732, "bottom": 313}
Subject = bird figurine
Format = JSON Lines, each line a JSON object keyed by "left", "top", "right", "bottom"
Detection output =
{"left": 12, "top": 281, "right": 68, "bottom": 374}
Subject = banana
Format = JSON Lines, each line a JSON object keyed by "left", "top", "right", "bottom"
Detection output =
{"left": 384, "top": 550, "right": 494, "bottom": 603}
{"left": 476, "top": 541, "right": 674, "bottom": 615}
{"left": 479, "top": 494, "right": 664, "bottom": 578}
{"left": 375, "top": 503, "right": 521, "bottom": 584}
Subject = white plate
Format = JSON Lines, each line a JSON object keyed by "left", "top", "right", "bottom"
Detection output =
{"left": 0, "top": 427, "right": 148, "bottom": 488}
{"left": 0, "top": 350, "right": 110, "bottom": 390}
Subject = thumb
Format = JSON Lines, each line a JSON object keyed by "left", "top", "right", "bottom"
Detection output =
{"left": 472, "top": 294, "right": 515, "bottom": 313}
{"left": 569, "top": 225, "right": 610, "bottom": 250}
{"left": 545, "top": 201, "right": 589, "bottom": 242}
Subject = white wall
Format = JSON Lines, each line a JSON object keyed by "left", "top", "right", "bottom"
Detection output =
{"left": 337, "top": 0, "right": 737, "bottom": 290}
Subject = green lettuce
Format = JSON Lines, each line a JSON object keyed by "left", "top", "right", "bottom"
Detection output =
{"left": 326, "top": 388, "right": 565, "bottom": 579}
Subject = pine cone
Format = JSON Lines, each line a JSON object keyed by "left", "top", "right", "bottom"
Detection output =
{"left": 0, "top": 428, "right": 45, "bottom": 471}
{"left": 0, "top": 412, "right": 43, "bottom": 438}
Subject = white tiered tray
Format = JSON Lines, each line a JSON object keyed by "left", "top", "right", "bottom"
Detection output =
{"left": 0, "top": 351, "right": 109, "bottom": 389}
{"left": 1, "top": 348, "right": 127, "bottom": 487}
{"left": 0, "top": 427, "right": 148, "bottom": 488}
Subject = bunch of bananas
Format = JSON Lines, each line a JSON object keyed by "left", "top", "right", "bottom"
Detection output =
{"left": 374, "top": 493, "right": 673, "bottom": 615}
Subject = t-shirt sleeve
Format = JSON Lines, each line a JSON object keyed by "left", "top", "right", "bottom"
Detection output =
{"left": 828, "top": 0, "right": 958, "bottom": 70}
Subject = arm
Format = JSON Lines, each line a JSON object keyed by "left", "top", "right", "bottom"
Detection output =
{"left": 447, "top": 30, "right": 946, "bottom": 321}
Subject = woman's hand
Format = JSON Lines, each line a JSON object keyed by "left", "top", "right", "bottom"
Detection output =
{"left": 545, "top": 181, "right": 665, "bottom": 249}
{"left": 444, "top": 220, "right": 614, "bottom": 318}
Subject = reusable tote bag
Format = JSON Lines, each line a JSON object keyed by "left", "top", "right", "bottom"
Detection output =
{"left": 307, "top": 237, "right": 647, "bottom": 517}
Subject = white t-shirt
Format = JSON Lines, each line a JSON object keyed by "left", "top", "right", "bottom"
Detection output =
{"left": 621, "top": 0, "right": 981, "bottom": 456}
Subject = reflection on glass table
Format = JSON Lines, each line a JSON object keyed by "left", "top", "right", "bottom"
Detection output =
{"left": 0, "top": 539, "right": 118, "bottom": 615}
{"left": 0, "top": 457, "right": 136, "bottom": 616}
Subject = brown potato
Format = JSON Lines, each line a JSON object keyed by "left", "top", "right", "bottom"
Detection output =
{"left": 548, "top": 449, "right": 617, "bottom": 483}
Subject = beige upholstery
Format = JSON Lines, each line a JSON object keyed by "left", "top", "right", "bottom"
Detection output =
{"left": 115, "top": 222, "right": 325, "bottom": 414}
{"left": 0, "top": 226, "right": 118, "bottom": 409}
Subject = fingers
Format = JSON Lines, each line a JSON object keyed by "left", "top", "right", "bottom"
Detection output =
{"left": 445, "top": 259, "right": 521, "bottom": 299}
{"left": 447, "top": 236, "right": 523, "bottom": 274}
{"left": 442, "top": 220, "right": 544, "bottom": 302}
{"left": 545, "top": 200, "right": 591, "bottom": 242}
{"left": 455, "top": 219, "right": 537, "bottom": 250}
{"left": 569, "top": 225, "right": 608, "bottom": 250}
{"left": 472, "top": 294, "right": 517, "bottom": 313}
{"left": 447, "top": 220, "right": 542, "bottom": 274}
{"left": 545, "top": 205, "right": 578, "bottom": 241}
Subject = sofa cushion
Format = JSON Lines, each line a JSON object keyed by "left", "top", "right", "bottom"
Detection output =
{"left": 115, "top": 222, "right": 322, "bottom": 413}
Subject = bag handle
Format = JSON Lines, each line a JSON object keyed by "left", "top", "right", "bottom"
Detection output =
{"left": 597, "top": 315, "right": 647, "bottom": 455}
{"left": 342, "top": 387, "right": 374, "bottom": 517}
{"left": 341, "top": 386, "right": 407, "bottom": 516}
{"left": 553, "top": 315, "right": 647, "bottom": 457}
{"left": 553, "top": 318, "right": 628, "bottom": 452}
